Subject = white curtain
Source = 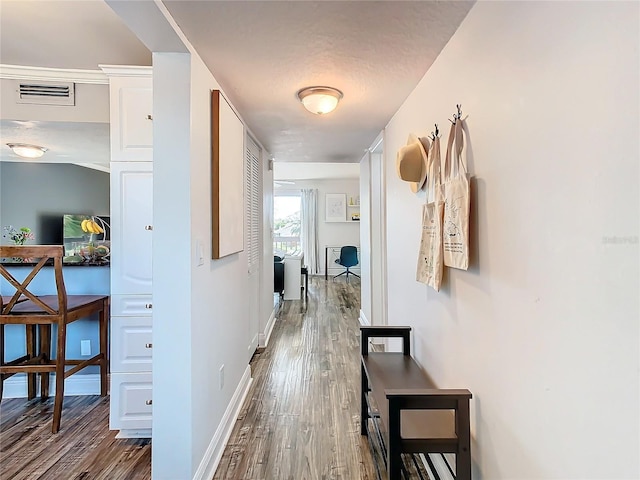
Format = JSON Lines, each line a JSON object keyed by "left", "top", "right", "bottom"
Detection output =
{"left": 301, "top": 188, "right": 319, "bottom": 273}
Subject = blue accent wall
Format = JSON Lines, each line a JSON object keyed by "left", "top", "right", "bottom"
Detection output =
{"left": 1, "top": 162, "right": 110, "bottom": 392}
{"left": 1, "top": 265, "right": 110, "bottom": 377}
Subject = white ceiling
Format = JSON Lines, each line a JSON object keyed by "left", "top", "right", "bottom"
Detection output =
{"left": 1, "top": 119, "right": 110, "bottom": 167}
{"left": 274, "top": 162, "right": 359, "bottom": 181}
{"left": 0, "top": 0, "right": 151, "bottom": 70}
{"left": 163, "top": 1, "right": 473, "bottom": 163}
{"left": 0, "top": 0, "right": 473, "bottom": 167}
{"left": 0, "top": 0, "right": 150, "bottom": 168}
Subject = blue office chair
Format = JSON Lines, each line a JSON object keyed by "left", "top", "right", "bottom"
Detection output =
{"left": 334, "top": 246, "right": 360, "bottom": 280}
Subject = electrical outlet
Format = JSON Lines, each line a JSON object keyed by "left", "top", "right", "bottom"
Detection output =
{"left": 219, "top": 364, "right": 224, "bottom": 390}
{"left": 81, "top": 340, "right": 91, "bottom": 356}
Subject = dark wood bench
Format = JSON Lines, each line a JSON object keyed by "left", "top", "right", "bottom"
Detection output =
{"left": 360, "top": 326, "right": 472, "bottom": 480}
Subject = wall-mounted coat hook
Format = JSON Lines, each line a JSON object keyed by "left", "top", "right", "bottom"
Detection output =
{"left": 430, "top": 123, "right": 440, "bottom": 141}
{"left": 450, "top": 104, "right": 463, "bottom": 124}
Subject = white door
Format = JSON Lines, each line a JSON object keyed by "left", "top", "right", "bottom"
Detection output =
{"left": 369, "top": 137, "right": 387, "bottom": 326}
{"left": 110, "top": 162, "right": 153, "bottom": 295}
{"left": 246, "top": 135, "right": 261, "bottom": 356}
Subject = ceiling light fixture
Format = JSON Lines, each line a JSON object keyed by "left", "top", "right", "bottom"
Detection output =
{"left": 297, "top": 86, "right": 343, "bottom": 115}
{"left": 6, "top": 143, "right": 48, "bottom": 159}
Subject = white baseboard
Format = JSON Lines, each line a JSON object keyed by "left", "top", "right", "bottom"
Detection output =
{"left": 359, "top": 309, "right": 370, "bottom": 326}
{"left": 192, "top": 365, "right": 253, "bottom": 480}
{"left": 2, "top": 373, "right": 102, "bottom": 399}
{"left": 259, "top": 307, "right": 277, "bottom": 348}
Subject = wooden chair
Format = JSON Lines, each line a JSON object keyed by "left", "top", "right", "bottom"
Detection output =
{"left": 0, "top": 245, "right": 108, "bottom": 433}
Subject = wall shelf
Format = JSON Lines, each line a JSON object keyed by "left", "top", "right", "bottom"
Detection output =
{"left": 347, "top": 195, "right": 360, "bottom": 221}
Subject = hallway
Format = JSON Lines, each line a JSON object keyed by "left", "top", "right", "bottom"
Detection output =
{"left": 0, "top": 276, "right": 429, "bottom": 479}
{"left": 214, "top": 275, "right": 378, "bottom": 479}
{"left": 214, "top": 276, "right": 431, "bottom": 480}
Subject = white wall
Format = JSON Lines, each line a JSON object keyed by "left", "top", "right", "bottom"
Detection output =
{"left": 277, "top": 178, "right": 360, "bottom": 275}
{"left": 152, "top": 52, "right": 193, "bottom": 479}
{"left": 0, "top": 79, "right": 109, "bottom": 123}
{"left": 261, "top": 155, "right": 275, "bottom": 345}
{"left": 154, "top": 49, "right": 269, "bottom": 480}
{"left": 187, "top": 52, "right": 254, "bottom": 477}
{"left": 359, "top": 153, "right": 372, "bottom": 325}
{"left": 369, "top": 145, "right": 386, "bottom": 327}
{"left": 384, "top": 2, "right": 639, "bottom": 479}
{"left": 151, "top": 39, "right": 273, "bottom": 480}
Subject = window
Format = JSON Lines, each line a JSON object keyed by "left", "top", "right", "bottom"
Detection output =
{"left": 273, "top": 194, "right": 301, "bottom": 255}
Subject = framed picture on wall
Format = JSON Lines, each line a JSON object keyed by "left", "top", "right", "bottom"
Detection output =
{"left": 325, "top": 193, "right": 346, "bottom": 222}
{"left": 211, "top": 89, "right": 245, "bottom": 259}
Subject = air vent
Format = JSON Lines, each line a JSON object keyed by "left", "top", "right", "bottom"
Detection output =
{"left": 16, "top": 81, "right": 75, "bottom": 106}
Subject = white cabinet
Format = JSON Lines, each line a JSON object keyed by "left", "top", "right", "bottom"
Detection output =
{"left": 109, "top": 372, "right": 153, "bottom": 432}
{"left": 283, "top": 253, "right": 304, "bottom": 300}
{"left": 109, "top": 163, "right": 153, "bottom": 438}
{"left": 110, "top": 163, "right": 153, "bottom": 295}
{"left": 101, "top": 66, "right": 153, "bottom": 162}
{"left": 104, "top": 67, "right": 153, "bottom": 439}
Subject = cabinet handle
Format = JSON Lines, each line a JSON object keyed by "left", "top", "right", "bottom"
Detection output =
{"left": 144, "top": 225, "right": 153, "bottom": 231}
{"left": 145, "top": 303, "right": 153, "bottom": 309}
{"left": 145, "top": 343, "right": 153, "bottom": 349}
{"left": 146, "top": 114, "right": 153, "bottom": 120}
{"left": 145, "top": 399, "right": 153, "bottom": 405}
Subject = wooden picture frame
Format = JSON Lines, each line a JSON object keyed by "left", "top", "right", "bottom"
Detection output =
{"left": 325, "top": 193, "right": 346, "bottom": 222}
{"left": 211, "top": 90, "right": 245, "bottom": 259}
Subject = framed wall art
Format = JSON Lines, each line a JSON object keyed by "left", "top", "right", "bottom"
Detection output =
{"left": 211, "top": 89, "right": 245, "bottom": 259}
{"left": 325, "top": 193, "right": 346, "bottom": 222}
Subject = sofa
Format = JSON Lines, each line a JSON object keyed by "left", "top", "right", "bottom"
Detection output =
{"left": 274, "top": 255, "right": 285, "bottom": 296}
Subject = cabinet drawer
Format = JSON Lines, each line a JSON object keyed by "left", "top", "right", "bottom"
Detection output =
{"left": 111, "top": 317, "right": 153, "bottom": 372}
{"left": 109, "top": 372, "right": 153, "bottom": 431}
{"left": 111, "top": 295, "right": 153, "bottom": 316}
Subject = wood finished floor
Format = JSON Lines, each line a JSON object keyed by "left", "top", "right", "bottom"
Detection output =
{"left": 0, "top": 395, "right": 151, "bottom": 479}
{"left": 0, "top": 277, "right": 427, "bottom": 479}
{"left": 214, "top": 275, "right": 380, "bottom": 480}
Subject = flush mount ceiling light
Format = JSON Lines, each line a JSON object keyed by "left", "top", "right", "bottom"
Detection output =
{"left": 297, "top": 86, "right": 343, "bottom": 115}
{"left": 6, "top": 143, "right": 48, "bottom": 159}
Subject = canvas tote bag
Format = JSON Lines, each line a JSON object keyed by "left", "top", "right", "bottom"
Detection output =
{"left": 442, "top": 120, "right": 470, "bottom": 270}
{"left": 416, "top": 136, "right": 444, "bottom": 291}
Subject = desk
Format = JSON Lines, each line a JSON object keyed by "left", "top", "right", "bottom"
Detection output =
{"left": 283, "top": 252, "right": 304, "bottom": 300}
{"left": 325, "top": 246, "right": 361, "bottom": 279}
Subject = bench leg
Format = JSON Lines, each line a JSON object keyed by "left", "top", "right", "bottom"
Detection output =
{"left": 457, "top": 452, "right": 472, "bottom": 480}
{"left": 456, "top": 398, "right": 472, "bottom": 480}
{"left": 388, "top": 398, "right": 402, "bottom": 480}
{"left": 360, "top": 363, "right": 368, "bottom": 436}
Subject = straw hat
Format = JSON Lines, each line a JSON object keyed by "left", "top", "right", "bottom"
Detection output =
{"left": 396, "top": 134, "right": 429, "bottom": 193}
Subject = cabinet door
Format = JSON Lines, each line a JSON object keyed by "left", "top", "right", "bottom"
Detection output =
{"left": 109, "top": 76, "right": 153, "bottom": 162}
{"left": 110, "top": 372, "right": 153, "bottom": 431}
{"left": 111, "top": 162, "right": 153, "bottom": 295}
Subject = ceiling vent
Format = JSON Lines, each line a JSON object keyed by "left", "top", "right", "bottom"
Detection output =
{"left": 16, "top": 81, "right": 75, "bottom": 106}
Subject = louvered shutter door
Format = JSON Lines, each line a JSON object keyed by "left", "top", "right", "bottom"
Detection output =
{"left": 246, "top": 136, "right": 261, "bottom": 272}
